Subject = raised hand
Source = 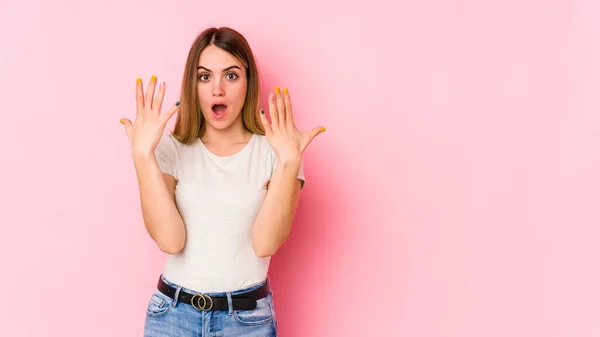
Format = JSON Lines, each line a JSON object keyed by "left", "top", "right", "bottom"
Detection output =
{"left": 259, "top": 87, "right": 325, "bottom": 165}
{"left": 120, "top": 76, "right": 179, "bottom": 157}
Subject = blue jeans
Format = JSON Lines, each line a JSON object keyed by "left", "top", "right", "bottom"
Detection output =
{"left": 144, "top": 275, "right": 278, "bottom": 336}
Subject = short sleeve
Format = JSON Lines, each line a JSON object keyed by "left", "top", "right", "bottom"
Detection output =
{"left": 154, "top": 134, "right": 177, "bottom": 179}
{"left": 271, "top": 152, "right": 306, "bottom": 190}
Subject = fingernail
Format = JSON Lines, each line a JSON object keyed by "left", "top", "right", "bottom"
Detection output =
{"left": 175, "top": 101, "right": 180, "bottom": 106}
{"left": 136, "top": 78, "right": 141, "bottom": 84}
{"left": 275, "top": 87, "right": 280, "bottom": 95}
{"left": 151, "top": 75, "right": 157, "bottom": 82}
{"left": 283, "top": 88, "right": 289, "bottom": 94}
{"left": 260, "top": 109, "right": 264, "bottom": 114}
{"left": 120, "top": 119, "right": 124, "bottom": 125}
{"left": 320, "top": 127, "right": 326, "bottom": 132}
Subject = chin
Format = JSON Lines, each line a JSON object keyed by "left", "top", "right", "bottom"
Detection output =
{"left": 204, "top": 118, "right": 235, "bottom": 131}
{"left": 211, "top": 122, "right": 234, "bottom": 130}
{"left": 203, "top": 112, "right": 243, "bottom": 131}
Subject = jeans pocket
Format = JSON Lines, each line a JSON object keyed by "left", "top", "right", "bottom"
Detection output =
{"left": 232, "top": 294, "right": 274, "bottom": 326}
{"left": 146, "top": 290, "right": 173, "bottom": 318}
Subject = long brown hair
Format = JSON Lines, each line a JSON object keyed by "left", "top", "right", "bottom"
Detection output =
{"left": 172, "top": 27, "right": 264, "bottom": 144}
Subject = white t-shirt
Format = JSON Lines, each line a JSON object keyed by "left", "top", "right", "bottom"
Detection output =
{"left": 153, "top": 132, "right": 305, "bottom": 293}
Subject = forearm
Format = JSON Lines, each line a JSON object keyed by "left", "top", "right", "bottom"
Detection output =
{"left": 252, "top": 159, "right": 302, "bottom": 257}
{"left": 133, "top": 153, "right": 186, "bottom": 254}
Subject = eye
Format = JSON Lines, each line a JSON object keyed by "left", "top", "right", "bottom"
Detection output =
{"left": 197, "top": 73, "right": 210, "bottom": 82}
{"left": 226, "top": 72, "right": 238, "bottom": 80}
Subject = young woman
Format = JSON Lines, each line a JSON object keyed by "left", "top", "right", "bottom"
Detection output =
{"left": 120, "top": 26, "right": 325, "bottom": 336}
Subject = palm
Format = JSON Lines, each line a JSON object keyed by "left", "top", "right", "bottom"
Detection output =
{"left": 120, "top": 76, "right": 179, "bottom": 156}
{"left": 259, "top": 87, "right": 325, "bottom": 163}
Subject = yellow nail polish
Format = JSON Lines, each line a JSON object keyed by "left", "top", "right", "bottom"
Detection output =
{"left": 119, "top": 119, "right": 124, "bottom": 124}
{"left": 320, "top": 127, "right": 326, "bottom": 132}
{"left": 275, "top": 87, "right": 280, "bottom": 95}
{"left": 151, "top": 75, "right": 157, "bottom": 82}
{"left": 283, "top": 88, "right": 289, "bottom": 94}
{"left": 136, "top": 78, "right": 141, "bottom": 84}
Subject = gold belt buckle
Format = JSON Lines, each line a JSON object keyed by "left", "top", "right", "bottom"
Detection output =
{"left": 191, "top": 294, "right": 213, "bottom": 311}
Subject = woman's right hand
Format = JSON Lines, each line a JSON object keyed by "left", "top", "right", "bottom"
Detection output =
{"left": 120, "top": 76, "right": 179, "bottom": 157}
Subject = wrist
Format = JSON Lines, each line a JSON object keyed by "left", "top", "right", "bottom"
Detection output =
{"left": 277, "top": 153, "right": 302, "bottom": 166}
{"left": 132, "top": 150, "right": 154, "bottom": 164}
{"left": 275, "top": 157, "right": 301, "bottom": 174}
{"left": 131, "top": 145, "right": 153, "bottom": 158}
{"left": 278, "top": 158, "right": 301, "bottom": 169}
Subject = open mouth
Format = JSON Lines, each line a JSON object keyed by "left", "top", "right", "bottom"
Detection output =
{"left": 211, "top": 104, "right": 227, "bottom": 119}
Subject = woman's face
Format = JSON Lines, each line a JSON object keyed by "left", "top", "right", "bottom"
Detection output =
{"left": 196, "top": 44, "right": 248, "bottom": 132}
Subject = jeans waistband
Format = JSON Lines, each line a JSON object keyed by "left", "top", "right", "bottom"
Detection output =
{"left": 159, "top": 274, "right": 269, "bottom": 296}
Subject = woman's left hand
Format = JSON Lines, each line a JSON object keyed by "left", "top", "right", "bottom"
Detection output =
{"left": 259, "top": 87, "right": 325, "bottom": 165}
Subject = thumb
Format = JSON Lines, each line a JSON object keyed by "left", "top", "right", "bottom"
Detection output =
{"left": 303, "top": 126, "right": 326, "bottom": 148}
{"left": 120, "top": 118, "right": 133, "bottom": 137}
{"left": 309, "top": 126, "right": 326, "bottom": 140}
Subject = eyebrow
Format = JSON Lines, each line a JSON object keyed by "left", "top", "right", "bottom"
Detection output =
{"left": 197, "top": 65, "right": 241, "bottom": 72}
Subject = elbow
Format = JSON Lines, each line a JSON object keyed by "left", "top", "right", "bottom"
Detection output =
{"left": 151, "top": 219, "right": 186, "bottom": 255}
{"left": 157, "top": 236, "right": 185, "bottom": 255}
{"left": 252, "top": 240, "right": 282, "bottom": 258}
{"left": 254, "top": 246, "right": 277, "bottom": 258}
{"left": 252, "top": 221, "right": 290, "bottom": 258}
{"left": 159, "top": 241, "right": 184, "bottom": 255}
{"left": 252, "top": 239, "right": 277, "bottom": 258}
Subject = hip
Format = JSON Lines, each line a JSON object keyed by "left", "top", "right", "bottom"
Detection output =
{"left": 144, "top": 274, "right": 278, "bottom": 337}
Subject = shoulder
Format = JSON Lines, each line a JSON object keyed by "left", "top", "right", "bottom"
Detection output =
{"left": 251, "top": 133, "right": 269, "bottom": 146}
{"left": 158, "top": 132, "right": 178, "bottom": 146}
{"left": 155, "top": 132, "right": 190, "bottom": 164}
{"left": 250, "top": 133, "right": 276, "bottom": 161}
{"left": 156, "top": 132, "right": 187, "bottom": 153}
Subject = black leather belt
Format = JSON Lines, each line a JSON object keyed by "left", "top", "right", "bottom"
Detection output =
{"left": 157, "top": 276, "right": 270, "bottom": 311}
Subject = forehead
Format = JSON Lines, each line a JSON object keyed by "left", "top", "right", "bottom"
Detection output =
{"left": 198, "top": 45, "right": 243, "bottom": 70}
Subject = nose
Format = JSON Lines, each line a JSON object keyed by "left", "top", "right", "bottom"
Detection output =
{"left": 212, "top": 81, "right": 225, "bottom": 97}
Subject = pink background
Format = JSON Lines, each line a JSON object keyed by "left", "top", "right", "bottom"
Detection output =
{"left": 1, "top": 0, "right": 599, "bottom": 336}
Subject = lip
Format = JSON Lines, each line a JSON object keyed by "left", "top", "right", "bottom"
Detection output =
{"left": 211, "top": 103, "right": 228, "bottom": 120}
{"left": 211, "top": 100, "right": 227, "bottom": 107}
{"left": 212, "top": 109, "right": 226, "bottom": 119}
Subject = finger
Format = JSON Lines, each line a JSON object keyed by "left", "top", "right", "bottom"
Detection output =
{"left": 160, "top": 101, "right": 180, "bottom": 125}
{"left": 259, "top": 109, "right": 272, "bottom": 135}
{"left": 268, "top": 92, "right": 279, "bottom": 131}
{"left": 304, "top": 126, "right": 326, "bottom": 149}
{"left": 144, "top": 75, "right": 158, "bottom": 112}
{"left": 120, "top": 118, "right": 133, "bottom": 139}
{"left": 275, "top": 87, "right": 286, "bottom": 127}
{"left": 136, "top": 78, "right": 144, "bottom": 115}
{"left": 282, "top": 87, "right": 294, "bottom": 130}
{"left": 154, "top": 81, "right": 166, "bottom": 113}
